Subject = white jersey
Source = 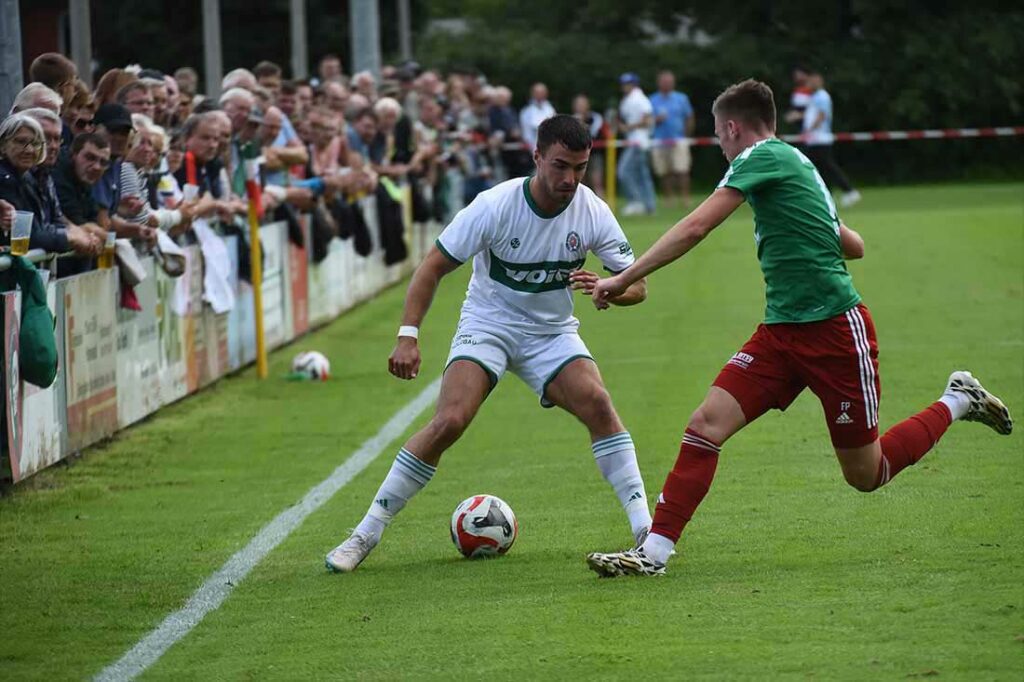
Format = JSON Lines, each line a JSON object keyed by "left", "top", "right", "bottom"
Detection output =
{"left": 436, "top": 177, "right": 635, "bottom": 334}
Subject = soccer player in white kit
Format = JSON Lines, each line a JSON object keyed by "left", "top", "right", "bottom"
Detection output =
{"left": 326, "top": 115, "right": 653, "bottom": 572}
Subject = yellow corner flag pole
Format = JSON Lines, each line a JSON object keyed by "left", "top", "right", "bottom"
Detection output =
{"left": 244, "top": 160, "right": 268, "bottom": 379}
{"left": 605, "top": 122, "right": 617, "bottom": 215}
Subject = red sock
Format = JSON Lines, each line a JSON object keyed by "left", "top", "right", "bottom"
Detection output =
{"left": 875, "top": 402, "right": 953, "bottom": 487}
{"left": 651, "top": 429, "right": 721, "bottom": 543}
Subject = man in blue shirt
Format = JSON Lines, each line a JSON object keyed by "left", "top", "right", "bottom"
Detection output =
{"left": 803, "top": 70, "right": 860, "bottom": 207}
{"left": 649, "top": 70, "right": 695, "bottom": 208}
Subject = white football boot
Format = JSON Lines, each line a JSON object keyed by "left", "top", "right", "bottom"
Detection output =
{"left": 586, "top": 548, "right": 666, "bottom": 577}
{"left": 621, "top": 201, "right": 645, "bottom": 216}
{"left": 945, "top": 371, "right": 1013, "bottom": 435}
{"left": 840, "top": 190, "right": 862, "bottom": 207}
{"left": 325, "top": 531, "right": 377, "bottom": 573}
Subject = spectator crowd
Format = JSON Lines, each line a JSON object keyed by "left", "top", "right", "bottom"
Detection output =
{"left": 2, "top": 50, "right": 851, "bottom": 286}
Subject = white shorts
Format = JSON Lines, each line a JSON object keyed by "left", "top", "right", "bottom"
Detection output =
{"left": 445, "top": 319, "right": 593, "bottom": 408}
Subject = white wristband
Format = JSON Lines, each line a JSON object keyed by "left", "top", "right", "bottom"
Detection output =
{"left": 398, "top": 325, "right": 419, "bottom": 339}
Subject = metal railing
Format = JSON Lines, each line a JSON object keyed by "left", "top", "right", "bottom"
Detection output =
{"left": 0, "top": 249, "right": 73, "bottom": 272}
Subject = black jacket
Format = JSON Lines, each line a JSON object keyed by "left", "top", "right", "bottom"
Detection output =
{"left": 26, "top": 167, "right": 70, "bottom": 253}
{"left": 0, "top": 158, "right": 69, "bottom": 252}
{"left": 52, "top": 153, "right": 99, "bottom": 226}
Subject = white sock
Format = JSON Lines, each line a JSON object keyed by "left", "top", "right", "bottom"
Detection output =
{"left": 592, "top": 432, "right": 652, "bottom": 537}
{"left": 354, "top": 448, "right": 436, "bottom": 543}
{"left": 939, "top": 391, "right": 970, "bottom": 421}
{"left": 641, "top": 532, "right": 676, "bottom": 565}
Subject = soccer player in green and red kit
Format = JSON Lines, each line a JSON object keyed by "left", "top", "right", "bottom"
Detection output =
{"left": 585, "top": 79, "right": 1013, "bottom": 577}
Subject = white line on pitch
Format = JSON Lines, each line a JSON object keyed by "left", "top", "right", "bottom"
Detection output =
{"left": 94, "top": 378, "right": 441, "bottom": 682}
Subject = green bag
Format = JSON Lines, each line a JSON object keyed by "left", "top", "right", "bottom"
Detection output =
{"left": 11, "top": 257, "right": 57, "bottom": 388}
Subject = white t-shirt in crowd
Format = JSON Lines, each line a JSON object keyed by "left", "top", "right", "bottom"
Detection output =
{"left": 619, "top": 87, "right": 653, "bottom": 147}
{"left": 436, "top": 177, "right": 636, "bottom": 334}
{"left": 519, "top": 100, "right": 556, "bottom": 147}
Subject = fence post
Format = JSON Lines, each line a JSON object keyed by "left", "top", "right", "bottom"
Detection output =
{"left": 244, "top": 161, "right": 268, "bottom": 379}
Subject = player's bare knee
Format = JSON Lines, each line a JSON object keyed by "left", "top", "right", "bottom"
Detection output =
{"left": 579, "top": 388, "right": 621, "bottom": 433}
{"left": 842, "top": 467, "right": 878, "bottom": 493}
{"left": 686, "top": 404, "right": 716, "bottom": 436}
{"left": 591, "top": 386, "right": 616, "bottom": 416}
{"left": 430, "top": 409, "right": 471, "bottom": 445}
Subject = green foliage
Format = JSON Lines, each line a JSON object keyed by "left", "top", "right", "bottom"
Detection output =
{"left": 1, "top": 183, "right": 1022, "bottom": 679}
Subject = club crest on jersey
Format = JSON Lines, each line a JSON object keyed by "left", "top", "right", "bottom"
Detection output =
{"left": 565, "top": 231, "right": 582, "bottom": 253}
{"left": 510, "top": 238, "right": 521, "bottom": 249}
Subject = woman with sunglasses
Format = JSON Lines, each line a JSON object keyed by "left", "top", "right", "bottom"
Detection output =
{"left": 62, "top": 81, "right": 96, "bottom": 135}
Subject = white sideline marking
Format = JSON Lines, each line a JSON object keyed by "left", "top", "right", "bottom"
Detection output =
{"left": 94, "top": 378, "right": 441, "bottom": 682}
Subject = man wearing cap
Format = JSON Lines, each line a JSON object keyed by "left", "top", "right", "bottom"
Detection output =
{"left": 92, "top": 103, "right": 155, "bottom": 242}
{"left": 617, "top": 73, "right": 656, "bottom": 216}
{"left": 92, "top": 103, "right": 131, "bottom": 218}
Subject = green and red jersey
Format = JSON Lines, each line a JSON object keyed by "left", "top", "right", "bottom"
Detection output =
{"left": 718, "top": 137, "right": 861, "bottom": 324}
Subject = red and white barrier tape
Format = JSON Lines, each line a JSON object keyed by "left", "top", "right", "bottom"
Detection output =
{"left": 490, "top": 126, "right": 1024, "bottom": 151}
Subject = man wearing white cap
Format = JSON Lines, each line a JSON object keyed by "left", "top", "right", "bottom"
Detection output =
{"left": 617, "top": 73, "right": 656, "bottom": 216}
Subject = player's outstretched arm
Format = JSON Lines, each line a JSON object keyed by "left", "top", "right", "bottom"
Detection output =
{"left": 839, "top": 224, "right": 864, "bottom": 260}
{"left": 592, "top": 188, "right": 745, "bottom": 308}
{"left": 389, "top": 247, "right": 461, "bottom": 380}
{"left": 570, "top": 270, "right": 647, "bottom": 306}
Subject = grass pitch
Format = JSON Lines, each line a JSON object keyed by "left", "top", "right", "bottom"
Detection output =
{"left": 1, "top": 183, "right": 1022, "bottom": 680}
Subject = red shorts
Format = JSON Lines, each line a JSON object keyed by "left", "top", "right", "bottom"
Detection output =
{"left": 713, "top": 303, "right": 881, "bottom": 449}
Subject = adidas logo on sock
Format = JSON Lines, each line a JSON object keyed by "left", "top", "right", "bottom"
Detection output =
{"left": 628, "top": 491, "right": 644, "bottom": 502}
{"left": 835, "top": 412, "right": 854, "bottom": 425}
{"left": 375, "top": 498, "right": 389, "bottom": 510}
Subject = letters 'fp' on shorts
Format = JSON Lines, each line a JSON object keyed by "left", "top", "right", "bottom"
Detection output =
{"left": 712, "top": 303, "right": 881, "bottom": 449}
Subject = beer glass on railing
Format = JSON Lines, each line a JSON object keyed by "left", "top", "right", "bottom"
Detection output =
{"left": 11, "top": 211, "right": 32, "bottom": 256}
{"left": 98, "top": 232, "right": 116, "bottom": 269}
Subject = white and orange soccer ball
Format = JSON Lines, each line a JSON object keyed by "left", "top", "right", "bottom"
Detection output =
{"left": 291, "top": 351, "right": 331, "bottom": 381}
{"left": 450, "top": 494, "right": 518, "bottom": 558}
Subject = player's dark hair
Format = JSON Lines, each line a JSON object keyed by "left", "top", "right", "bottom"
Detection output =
{"left": 536, "top": 114, "right": 592, "bottom": 154}
{"left": 712, "top": 79, "right": 776, "bottom": 131}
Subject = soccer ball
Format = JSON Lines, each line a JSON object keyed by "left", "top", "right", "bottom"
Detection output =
{"left": 291, "top": 351, "right": 330, "bottom": 381}
{"left": 450, "top": 494, "right": 518, "bottom": 558}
